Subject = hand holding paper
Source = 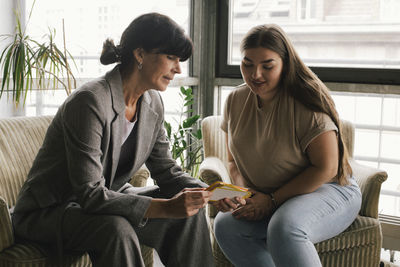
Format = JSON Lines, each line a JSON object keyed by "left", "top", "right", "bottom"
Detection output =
{"left": 206, "top": 181, "right": 252, "bottom": 202}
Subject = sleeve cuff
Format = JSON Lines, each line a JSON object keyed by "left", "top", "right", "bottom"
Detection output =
{"left": 300, "top": 121, "right": 338, "bottom": 152}
{"left": 129, "top": 195, "right": 152, "bottom": 227}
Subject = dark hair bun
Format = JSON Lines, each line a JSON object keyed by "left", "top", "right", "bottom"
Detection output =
{"left": 100, "top": 39, "right": 120, "bottom": 65}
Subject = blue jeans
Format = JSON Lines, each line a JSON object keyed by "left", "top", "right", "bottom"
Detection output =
{"left": 214, "top": 178, "right": 362, "bottom": 267}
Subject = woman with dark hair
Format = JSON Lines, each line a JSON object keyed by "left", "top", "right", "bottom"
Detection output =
{"left": 12, "top": 13, "right": 214, "bottom": 267}
{"left": 212, "top": 24, "right": 362, "bottom": 267}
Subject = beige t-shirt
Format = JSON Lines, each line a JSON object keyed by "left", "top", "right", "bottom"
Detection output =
{"left": 221, "top": 84, "right": 338, "bottom": 193}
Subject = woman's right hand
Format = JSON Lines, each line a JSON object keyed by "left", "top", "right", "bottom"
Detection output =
{"left": 165, "top": 188, "right": 212, "bottom": 218}
{"left": 145, "top": 188, "right": 211, "bottom": 219}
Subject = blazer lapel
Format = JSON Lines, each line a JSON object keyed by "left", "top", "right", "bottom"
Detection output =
{"left": 105, "top": 66, "right": 125, "bottom": 187}
{"left": 131, "top": 91, "right": 159, "bottom": 172}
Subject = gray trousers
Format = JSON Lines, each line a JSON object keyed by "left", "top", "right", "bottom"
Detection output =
{"left": 62, "top": 205, "right": 214, "bottom": 267}
{"left": 12, "top": 186, "right": 215, "bottom": 267}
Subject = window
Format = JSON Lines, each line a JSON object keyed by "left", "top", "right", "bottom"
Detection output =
{"left": 15, "top": 0, "right": 192, "bottom": 119}
{"left": 26, "top": 0, "right": 190, "bottom": 78}
{"left": 217, "top": 0, "right": 400, "bottom": 84}
{"left": 332, "top": 92, "right": 400, "bottom": 217}
{"left": 298, "top": 0, "right": 317, "bottom": 21}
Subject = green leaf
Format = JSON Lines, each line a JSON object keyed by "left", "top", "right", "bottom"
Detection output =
{"left": 176, "top": 147, "right": 184, "bottom": 157}
{"left": 18, "top": 42, "right": 26, "bottom": 104}
{"left": 0, "top": 42, "right": 12, "bottom": 63}
{"left": 13, "top": 43, "right": 23, "bottom": 103}
{"left": 188, "top": 114, "right": 200, "bottom": 124}
{"left": 182, "top": 120, "right": 191, "bottom": 128}
{"left": 184, "top": 100, "right": 194, "bottom": 107}
{"left": 1, "top": 45, "right": 13, "bottom": 96}
{"left": 194, "top": 129, "right": 202, "bottom": 139}
{"left": 164, "top": 121, "right": 171, "bottom": 138}
{"left": 184, "top": 95, "right": 194, "bottom": 101}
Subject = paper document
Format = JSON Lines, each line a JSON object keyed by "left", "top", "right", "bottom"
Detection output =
{"left": 206, "top": 181, "right": 252, "bottom": 202}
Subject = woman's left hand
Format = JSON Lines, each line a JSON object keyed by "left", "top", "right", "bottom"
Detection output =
{"left": 232, "top": 189, "right": 275, "bottom": 221}
{"left": 211, "top": 197, "right": 246, "bottom": 212}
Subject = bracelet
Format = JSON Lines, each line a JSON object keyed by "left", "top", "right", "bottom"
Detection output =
{"left": 268, "top": 192, "right": 278, "bottom": 210}
{"left": 138, "top": 217, "right": 148, "bottom": 228}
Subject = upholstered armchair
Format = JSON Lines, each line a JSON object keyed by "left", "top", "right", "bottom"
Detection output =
{"left": 199, "top": 115, "right": 388, "bottom": 267}
{"left": 0, "top": 116, "right": 154, "bottom": 267}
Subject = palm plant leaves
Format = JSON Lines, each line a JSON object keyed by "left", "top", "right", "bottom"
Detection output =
{"left": 34, "top": 28, "right": 76, "bottom": 95}
{"left": 0, "top": 0, "right": 76, "bottom": 105}
{"left": 0, "top": 33, "right": 33, "bottom": 103}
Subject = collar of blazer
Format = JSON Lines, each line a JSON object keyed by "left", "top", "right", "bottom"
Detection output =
{"left": 105, "top": 65, "right": 153, "bottom": 116}
{"left": 105, "top": 65, "right": 158, "bottom": 184}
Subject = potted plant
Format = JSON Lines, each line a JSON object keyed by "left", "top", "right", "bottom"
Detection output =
{"left": 0, "top": 0, "right": 75, "bottom": 105}
{"left": 164, "top": 86, "right": 203, "bottom": 177}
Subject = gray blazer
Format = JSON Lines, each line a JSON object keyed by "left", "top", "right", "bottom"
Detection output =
{"left": 14, "top": 66, "right": 204, "bottom": 227}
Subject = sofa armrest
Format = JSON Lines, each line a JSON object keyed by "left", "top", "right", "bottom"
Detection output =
{"left": 351, "top": 160, "right": 388, "bottom": 219}
{"left": 199, "top": 157, "right": 231, "bottom": 186}
{"left": 129, "top": 166, "right": 151, "bottom": 188}
{"left": 0, "top": 196, "right": 14, "bottom": 252}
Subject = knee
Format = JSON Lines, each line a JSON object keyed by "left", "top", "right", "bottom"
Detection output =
{"left": 100, "top": 215, "right": 138, "bottom": 244}
{"left": 214, "top": 212, "right": 235, "bottom": 241}
{"left": 267, "top": 213, "right": 306, "bottom": 246}
{"left": 214, "top": 212, "right": 255, "bottom": 242}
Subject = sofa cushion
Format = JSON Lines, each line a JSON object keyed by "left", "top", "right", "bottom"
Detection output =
{"left": 315, "top": 215, "right": 381, "bottom": 253}
{"left": 316, "top": 215, "right": 382, "bottom": 267}
{"left": 0, "top": 116, "right": 53, "bottom": 207}
{"left": 0, "top": 242, "right": 91, "bottom": 267}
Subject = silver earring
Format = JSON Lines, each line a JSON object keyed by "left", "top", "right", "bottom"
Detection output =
{"left": 138, "top": 62, "right": 143, "bottom": 70}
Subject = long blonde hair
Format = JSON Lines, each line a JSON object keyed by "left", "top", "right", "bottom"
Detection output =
{"left": 241, "top": 24, "right": 352, "bottom": 185}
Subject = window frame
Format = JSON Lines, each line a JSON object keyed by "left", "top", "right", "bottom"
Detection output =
{"left": 216, "top": 0, "right": 400, "bottom": 85}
